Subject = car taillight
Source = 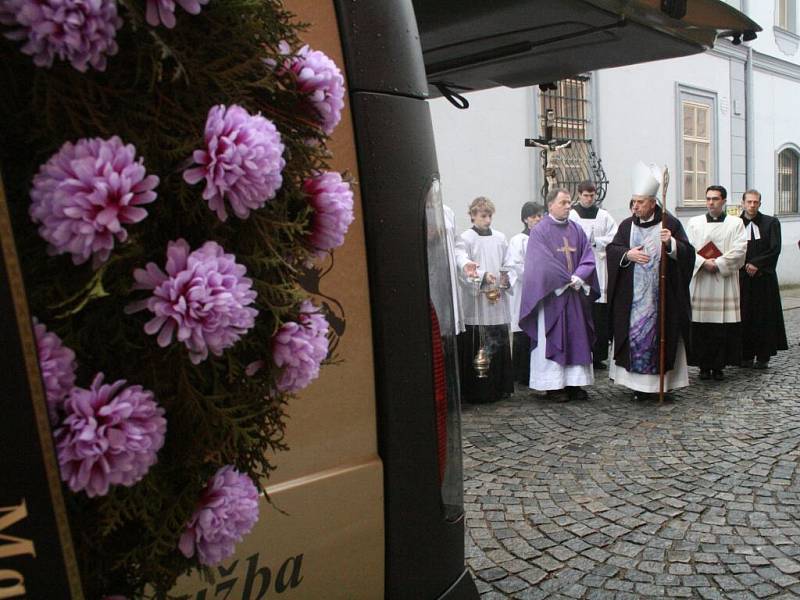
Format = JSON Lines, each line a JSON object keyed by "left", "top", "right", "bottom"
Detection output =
{"left": 429, "top": 302, "right": 447, "bottom": 485}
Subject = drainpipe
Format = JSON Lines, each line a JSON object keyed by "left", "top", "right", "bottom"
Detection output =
{"left": 743, "top": 0, "right": 755, "bottom": 189}
{"left": 745, "top": 44, "right": 755, "bottom": 189}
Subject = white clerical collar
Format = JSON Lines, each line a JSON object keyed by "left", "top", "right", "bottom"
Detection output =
{"left": 548, "top": 214, "right": 568, "bottom": 224}
{"left": 640, "top": 212, "right": 656, "bottom": 223}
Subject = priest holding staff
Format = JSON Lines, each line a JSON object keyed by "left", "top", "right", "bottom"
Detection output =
{"left": 607, "top": 162, "right": 695, "bottom": 401}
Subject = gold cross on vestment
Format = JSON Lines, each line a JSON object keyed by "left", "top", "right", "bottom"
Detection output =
{"left": 557, "top": 236, "right": 576, "bottom": 273}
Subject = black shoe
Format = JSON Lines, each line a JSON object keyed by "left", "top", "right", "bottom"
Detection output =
{"left": 699, "top": 369, "right": 711, "bottom": 380}
{"left": 546, "top": 389, "right": 569, "bottom": 402}
{"left": 740, "top": 360, "right": 753, "bottom": 368}
{"left": 566, "top": 386, "right": 588, "bottom": 401}
{"left": 712, "top": 369, "right": 724, "bottom": 381}
{"left": 632, "top": 391, "right": 650, "bottom": 402}
{"left": 753, "top": 361, "right": 768, "bottom": 370}
{"left": 593, "top": 361, "right": 607, "bottom": 370}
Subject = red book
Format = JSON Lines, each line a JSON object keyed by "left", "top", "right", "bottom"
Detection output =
{"left": 697, "top": 241, "right": 722, "bottom": 260}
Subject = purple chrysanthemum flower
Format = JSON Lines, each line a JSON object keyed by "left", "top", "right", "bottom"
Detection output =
{"left": 29, "top": 136, "right": 159, "bottom": 268}
{"left": 145, "top": 0, "right": 208, "bottom": 28}
{"left": 276, "top": 42, "right": 345, "bottom": 135}
{"left": 272, "top": 300, "right": 329, "bottom": 393}
{"left": 304, "top": 171, "right": 354, "bottom": 254}
{"left": 55, "top": 373, "right": 166, "bottom": 498}
{"left": 183, "top": 104, "right": 285, "bottom": 222}
{"left": 178, "top": 465, "right": 260, "bottom": 566}
{"left": 0, "top": 0, "right": 122, "bottom": 72}
{"left": 127, "top": 239, "right": 258, "bottom": 364}
{"left": 33, "top": 317, "right": 77, "bottom": 425}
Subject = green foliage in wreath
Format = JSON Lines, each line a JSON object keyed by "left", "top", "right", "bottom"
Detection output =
{"left": 0, "top": 0, "right": 352, "bottom": 597}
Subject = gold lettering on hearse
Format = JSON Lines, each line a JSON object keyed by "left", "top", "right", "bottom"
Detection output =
{"left": 0, "top": 501, "right": 35, "bottom": 560}
{"left": 0, "top": 500, "right": 36, "bottom": 599}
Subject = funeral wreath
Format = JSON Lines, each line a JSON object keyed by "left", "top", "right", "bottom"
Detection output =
{"left": 0, "top": 0, "right": 353, "bottom": 597}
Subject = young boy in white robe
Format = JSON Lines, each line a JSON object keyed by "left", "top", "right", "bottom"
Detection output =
{"left": 454, "top": 197, "right": 514, "bottom": 403}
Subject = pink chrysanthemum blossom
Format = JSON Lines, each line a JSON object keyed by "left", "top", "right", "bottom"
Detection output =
{"left": 304, "top": 171, "right": 354, "bottom": 254}
{"left": 274, "top": 41, "right": 345, "bottom": 135}
{"left": 0, "top": 0, "right": 122, "bottom": 72}
{"left": 29, "top": 136, "right": 159, "bottom": 268}
{"left": 145, "top": 0, "right": 208, "bottom": 28}
{"left": 178, "top": 465, "right": 260, "bottom": 566}
{"left": 33, "top": 317, "right": 77, "bottom": 425}
{"left": 183, "top": 104, "right": 285, "bottom": 222}
{"left": 127, "top": 239, "right": 258, "bottom": 364}
{"left": 272, "top": 300, "right": 329, "bottom": 393}
{"left": 55, "top": 373, "right": 166, "bottom": 498}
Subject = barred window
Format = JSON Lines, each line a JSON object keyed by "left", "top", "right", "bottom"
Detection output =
{"left": 777, "top": 147, "right": 799, "bottom": 214}
{"left": 537, "top": 76, "right": 608, "bottom": 203}
{"left": 540, "top": 78, "right": 589, "bottom": 141}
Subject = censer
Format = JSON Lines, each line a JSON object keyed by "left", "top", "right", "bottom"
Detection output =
{"left": 472, "top": 346, "right": 490, "bottom": 378}
{"left": 481, "top": 270, "right": 508, "bottom": 306}
{"left": 471, "top": 272, "right": 492, "bottom": 378}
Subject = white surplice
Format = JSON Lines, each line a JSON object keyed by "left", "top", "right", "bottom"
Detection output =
{"left": 455, "top": 227, "right": 510, "bottom": 326}
{"left": 569, "top": 207, "right": 618, "bottom": 303}
{"left": 686, "top": 214, "right": 747, "bottom": 323}
{"left": 443, "top": 205, "right": 465, "bottom": 335}
{"left": 504, "top": 230, "right": 528, "bottom": 333}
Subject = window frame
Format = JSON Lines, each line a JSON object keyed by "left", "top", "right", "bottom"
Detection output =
{"left": 775, "top": 144, "right": 800, "bottom": 215}
{"left": 676, "top": 85, "right": 718, "bottom": 209}
{"left": 777, "top": 0, "right": 797, "bottom": 33}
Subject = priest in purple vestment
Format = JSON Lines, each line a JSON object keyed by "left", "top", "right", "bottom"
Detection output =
{"left": 519, "top": 188, "right": 599, "bottom": 401}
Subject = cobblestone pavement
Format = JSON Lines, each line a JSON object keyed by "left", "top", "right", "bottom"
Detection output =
{"left": 461, "top": 307, "right": 800, "bottom": 599}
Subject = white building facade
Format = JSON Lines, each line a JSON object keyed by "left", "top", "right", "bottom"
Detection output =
{"left": 429, "top": 0, "right": 800, "bottom": 286}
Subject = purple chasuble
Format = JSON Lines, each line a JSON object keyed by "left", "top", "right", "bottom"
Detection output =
{"left": 519, "top": 215, "right": 599, "bottom": 366}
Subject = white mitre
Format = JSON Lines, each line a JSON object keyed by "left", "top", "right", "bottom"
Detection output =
{"left": 632, "top": 161, "right": 662, "bottom": 197}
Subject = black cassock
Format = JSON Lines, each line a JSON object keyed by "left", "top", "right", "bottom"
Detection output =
{"left": 739, "top": 211, "right": 788, "bottom": 362}
{"left": 606, "top": 207, "right": 695, "bottom": 372}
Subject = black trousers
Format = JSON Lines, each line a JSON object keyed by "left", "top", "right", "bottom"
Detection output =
{"left": 691, "top": 322, "right": 742, "bottom": 370}
{"left": 512, "top": 330, "right": 531, "bottom": 385}
{"left": 457, "top": 325, "right": 514, "bottom": 403}
{"left": 592, "top": 302, "right": 609, "bottom": 363}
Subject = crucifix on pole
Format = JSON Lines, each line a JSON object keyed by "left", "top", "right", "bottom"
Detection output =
{"left": 524, "top": 108, "right": 571, "bottom": 197}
